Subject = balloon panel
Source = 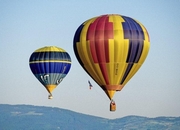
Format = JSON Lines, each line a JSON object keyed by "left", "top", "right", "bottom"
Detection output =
{"left": 29, "top": 62, "right": 71, "bottom": 74}
{"left": 29, "top": 51, "right": 71, "bottom": 61}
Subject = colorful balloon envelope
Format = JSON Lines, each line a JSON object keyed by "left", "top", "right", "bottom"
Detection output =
{"left": 73, "top": 14, "right": 150, "bottom": 111}
{"left": 29, "top": 46, "right": 71, "bottom": 99}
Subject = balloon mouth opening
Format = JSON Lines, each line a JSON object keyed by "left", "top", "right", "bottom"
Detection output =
{"left": 101, "top": 85, "right": 124, "bottom": 91}
{"left": 101, "top": 85, "right": 124, "bottom": 100}
{"left": 45, "top": 85, "right": 57, "bottom": 93}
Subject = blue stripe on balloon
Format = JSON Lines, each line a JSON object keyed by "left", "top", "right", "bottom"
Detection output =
{"left": 73, "top": 23, "right": 85, "bottom": 68}
{"left": 30, "top": 62, "right": 71, "bottom": 74}
{"left": 122, "top": 16, "right": 144, "bottom": 63}
{"left": 73, "top": 23, "right": 84, "bottom": 43}
{"left": 120, "top": 16, "right": 145, "bottom": 84}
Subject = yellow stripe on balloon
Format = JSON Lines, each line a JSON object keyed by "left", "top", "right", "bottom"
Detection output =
{"left": 29, "top": 60, "right": 71, "bottom": 64}
{"left": 35, "top": 46, "right": 66, "bottom": 52}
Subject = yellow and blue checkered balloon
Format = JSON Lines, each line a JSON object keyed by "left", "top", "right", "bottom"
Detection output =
{"left": 73, "top": 14, "right": 150, "bottom": 100}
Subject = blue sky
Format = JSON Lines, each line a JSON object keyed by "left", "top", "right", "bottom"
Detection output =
{"left": 0, "top": 0, "right": 180, "bottom": 119}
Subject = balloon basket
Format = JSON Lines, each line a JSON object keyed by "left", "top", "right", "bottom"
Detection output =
{"left": 48, "top": 94, "right": 53, "bottom": 99}
{"left": 110, "top": 100, "right": 116, "bottom": 111}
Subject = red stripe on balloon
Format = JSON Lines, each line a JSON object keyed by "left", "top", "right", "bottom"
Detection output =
{"left": 87, "top": 15, "right": 113, "bottom": 84}
{"left": 87, "top": 17, "right": 98, "bottom": 63}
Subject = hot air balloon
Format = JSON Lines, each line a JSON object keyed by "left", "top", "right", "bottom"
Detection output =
{"left": 73, "top": 14, "right": 150, "bottom": 111}
{"left": 29, "top": 46, "right": 71, "bottom": 99}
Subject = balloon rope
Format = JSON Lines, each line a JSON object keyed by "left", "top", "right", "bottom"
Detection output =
{"left": 90, "top": 84, "right": 109, "bottom": 102}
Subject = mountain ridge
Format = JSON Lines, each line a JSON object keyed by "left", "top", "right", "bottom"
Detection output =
{"left": 0, "top": 104, "right": 179, "bottom": 130}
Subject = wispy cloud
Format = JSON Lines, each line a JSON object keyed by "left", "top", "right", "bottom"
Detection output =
{"left": 11, "top": 111, "right": 43, "bottom": 116}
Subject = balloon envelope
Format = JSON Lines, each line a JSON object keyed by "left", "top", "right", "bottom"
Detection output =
{"left": 73, "top": 14, "right": 150, "bottom": 100}
{"left": 29, "top": 46, "right": 71, "bottom": 97}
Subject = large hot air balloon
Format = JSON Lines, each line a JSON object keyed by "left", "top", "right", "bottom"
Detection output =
{"left": 29, "top": 46, "right": 71, "bottom": 99}
{"left": 73, "top": 14, "right": 150, "bottom": 111}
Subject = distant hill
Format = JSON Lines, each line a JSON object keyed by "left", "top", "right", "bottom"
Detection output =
{"left": 0, "top": 104, "right": 179, "bottom": 130}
